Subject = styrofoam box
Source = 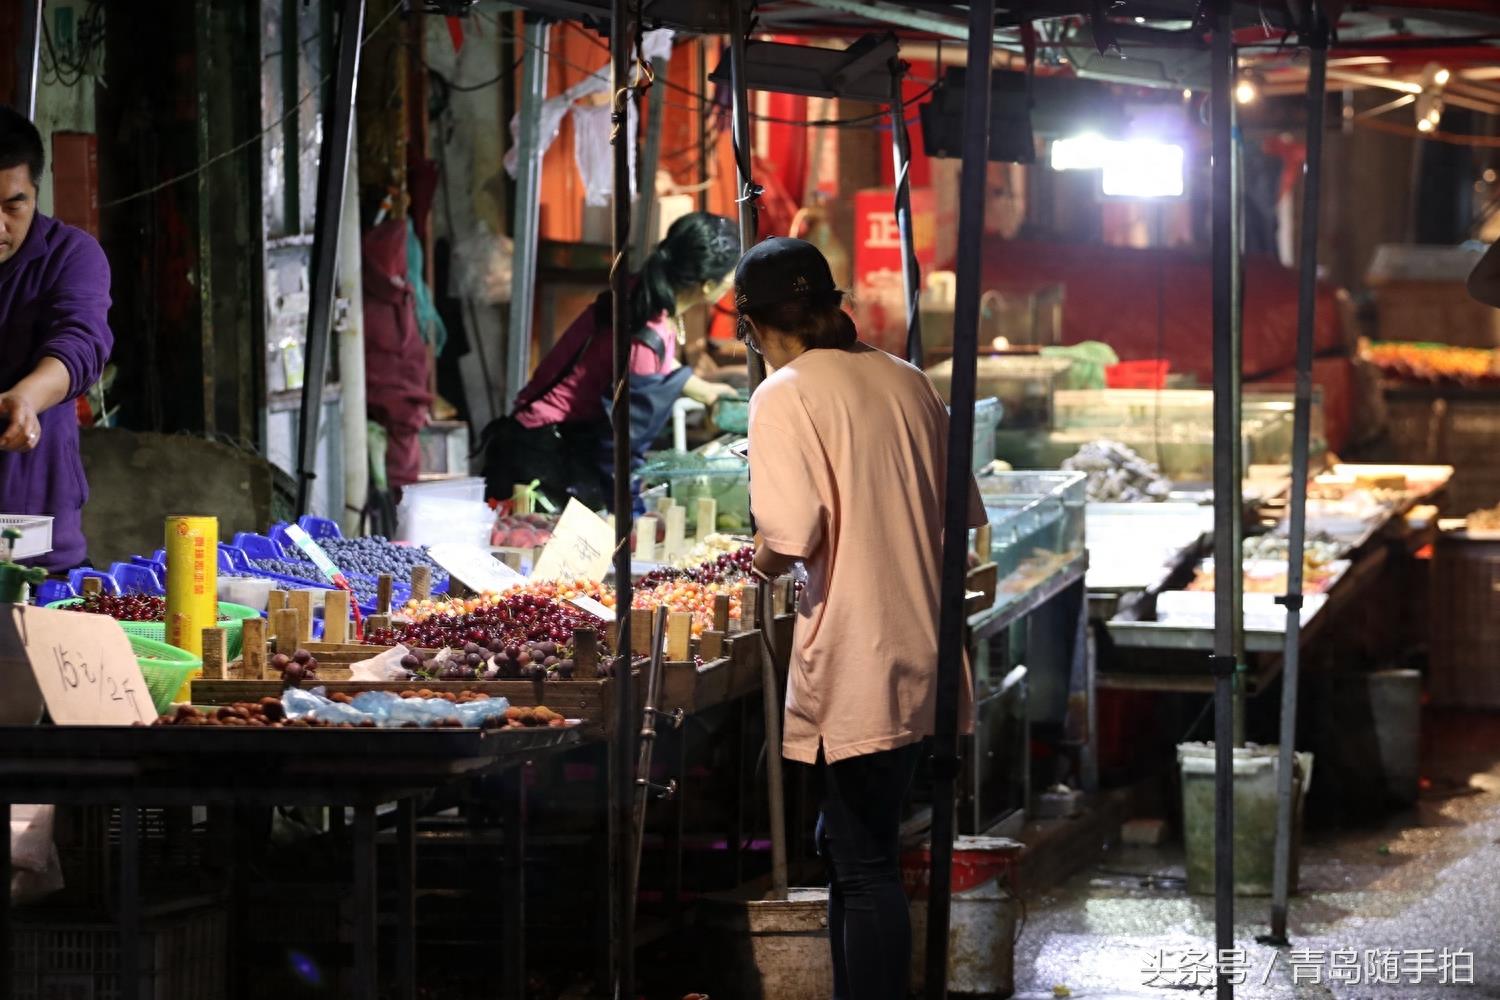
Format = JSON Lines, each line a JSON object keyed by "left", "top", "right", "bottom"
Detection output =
{"left": 0, "top": 515, "right": 53, "bottom": 560}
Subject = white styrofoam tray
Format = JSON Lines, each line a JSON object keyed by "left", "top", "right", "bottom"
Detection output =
{"left": 0, "top": 515, "right": 52, "bottom": 560}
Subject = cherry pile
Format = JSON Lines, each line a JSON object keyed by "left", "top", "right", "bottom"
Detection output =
{"left": 73, "top": 593, "right": 232, "bottom": 623}
{"left": 640, "top": 545, "right": 754, "bottom": 588}
{"left": 367, "top": 592, "right": 607, "bottom": 655}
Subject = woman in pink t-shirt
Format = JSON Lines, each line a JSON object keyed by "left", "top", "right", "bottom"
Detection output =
{"left": 480, "top": 213, "right": 741, "bottom": 508}
{"left": 741, "top": 237, "right": 984, "bottom": 1000}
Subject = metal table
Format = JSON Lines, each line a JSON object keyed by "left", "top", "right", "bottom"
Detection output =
{"left": 0, "top": 725, "right": 581, "bottom": 1000}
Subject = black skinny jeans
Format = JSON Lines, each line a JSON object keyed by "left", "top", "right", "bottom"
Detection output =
{"left": 815, "top": 742, "right": 921, "bottom": 1000}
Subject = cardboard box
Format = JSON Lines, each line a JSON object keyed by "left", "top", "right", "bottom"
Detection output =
{"left": 1369, "top": 281, "right": 1500, "bottom": 349}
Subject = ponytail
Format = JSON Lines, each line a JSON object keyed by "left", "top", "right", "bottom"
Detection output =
{"left": 629, "top": 249, "right": 679, "bottom": 357}
{"left": 626, "top": 212, "right": 741, "bottom": 355}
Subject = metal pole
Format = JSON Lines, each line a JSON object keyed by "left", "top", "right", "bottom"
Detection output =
{"left": 632, "top": 55, "right": 670, "bottom": 269}
{"left": 889, "top": 59, "right": 925, "bottom": 368}
{"left": 630, "top": 606, "right": 670, "bottom": 910}
{"left": 609, "top": 1, "right": 636, "bottom": 996}
{"left": 729, "top": 3, "right": 765, "bottom": 390}
{"left": 927, "top": 3, "right": 993, "bottom": 998}
{"left": 1230, "top": 54, "right": 1247, "bottom": 747}
{"left": 504, "top": 17, "right": 551, "bottom": 415}
{"left": 728, "top": 0, "right": 790, "bottom": 902}
{"left": 1266, "top": 13, "right": 1328, "bottom": 946}
{"left": 17, "top": 0, "right": 41, "bottom": 121}
{"left": 1209, "top": 2, "right": 1237, "bottom": 997}
{"left": 293, "top": 0, "right": 365, "bottom": 517}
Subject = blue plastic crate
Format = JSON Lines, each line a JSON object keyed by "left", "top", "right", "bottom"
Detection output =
{"left": 296, "top": 515, "right": 343, "bottom": 541}
{"left": 233, "top": 532, "right": 286, "bottom": 561}
{"left": 109, "top": 562, "right": 164, "bottom": 596}
{"left": 34, "top": 580, "right": 75, "bottom": 606}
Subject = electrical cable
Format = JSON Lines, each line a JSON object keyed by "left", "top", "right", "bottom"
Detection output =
{"left": 496, "top": 24, "right": 940, "bottom": 130}
{"left": 427, "top": 55, "right": 525, "bottom": 93}
{"left": 102, "top": 2, "right": 404, "bottom": 209}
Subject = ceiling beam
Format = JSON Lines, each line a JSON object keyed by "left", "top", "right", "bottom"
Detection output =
{"left": 791, "top": 0, "right": 1012, "bottom": 47}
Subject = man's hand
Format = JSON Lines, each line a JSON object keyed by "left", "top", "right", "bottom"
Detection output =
{"left": 0, "top": 391, "right": 41, "bottom": 452}
{"left": 753, "top": 542, "right": 799, "bottom": 582}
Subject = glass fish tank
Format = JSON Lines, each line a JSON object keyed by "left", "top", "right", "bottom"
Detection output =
{"left": 975, "top": 471, "right": 1087, "bottom": 605}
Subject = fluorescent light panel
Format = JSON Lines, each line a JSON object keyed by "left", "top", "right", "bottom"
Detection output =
{"left": 1051, "top": 134, "right": 1185, "bottom": 198}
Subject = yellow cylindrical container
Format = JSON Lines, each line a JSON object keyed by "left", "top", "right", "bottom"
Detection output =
{"left": 165, "top": 516, "right": 218, "bottom": 699}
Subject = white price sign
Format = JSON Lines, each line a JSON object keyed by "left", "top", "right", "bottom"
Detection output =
{"left": 427, "top": 542, "right": 527, "bottom": 594}
{"left": 531, "top": 498, "right": 615, "bottom": 583}
{"left": 0, "top": 606, "right": 155, "bottom": 725}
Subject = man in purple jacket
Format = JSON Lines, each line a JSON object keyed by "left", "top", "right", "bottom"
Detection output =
{"left": 0, "top": 106, "right": 112, "bottom": 572}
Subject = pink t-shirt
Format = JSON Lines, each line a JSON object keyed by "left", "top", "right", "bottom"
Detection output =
{"left": 515, "top": 302, "right": 677, "bottom": 428}
{"left": 749, "top": 343, "right": 986, "bottom": 764}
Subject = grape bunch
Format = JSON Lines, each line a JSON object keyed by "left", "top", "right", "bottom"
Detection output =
{"left": 313, "top": 536, "right": 442, "bottom": 580}
{"left": 269, "top": 648, "right": 319, "bottom": 686}
{"left": 397, "top": 637, "right": 578, "bottom": 683}
{"left": 640, "top": 545, "right": 754, "bottom": 588}
{"left": 249, "top": 558, "right": 325, "bottom": 581}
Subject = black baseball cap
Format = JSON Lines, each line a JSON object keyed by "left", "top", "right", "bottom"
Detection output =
{"left": 734, "top": 237, "right": 837, "bottom": 313}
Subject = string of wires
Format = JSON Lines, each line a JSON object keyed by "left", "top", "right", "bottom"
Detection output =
{"left": 489, "top": 19, "right": 940, "bottom": 130}
{"left": 40, "top": 0, "right": 105, "bottom": 89}
{"left": 101, "top": 2, "right": 405, "bottom": 209}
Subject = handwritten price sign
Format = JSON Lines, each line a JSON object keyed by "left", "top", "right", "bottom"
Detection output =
{"left": 0, "top": 606, "right": 155, "bottom": 725}
{"left": 531, "top": 498, "right": 615, "bottom": 584}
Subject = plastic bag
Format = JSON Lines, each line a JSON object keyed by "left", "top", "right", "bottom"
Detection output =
{"left": 450, "top": 227, "right": 515, "bottom": 305}
{"left": 572, "top": 103, "right": 637, "bottom": 208}
{"left": 350, "top": 643, "right": 416, "bottom": 682}
{"left": 10, "top": 805, "right": 62, "bottom": 903}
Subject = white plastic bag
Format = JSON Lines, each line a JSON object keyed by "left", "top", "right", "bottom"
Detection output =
{"left": 350, "top": 643, "right": 416, "bottom": 682}
{"left": 451, "top": 227, "right": 515, "bottom": 305}
{"left": 11, "top": 805, "right": 63, "bottom": 903}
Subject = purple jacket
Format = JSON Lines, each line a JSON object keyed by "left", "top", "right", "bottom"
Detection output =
{"left": 0, "top": 214, "right": 113, "bottom": 572}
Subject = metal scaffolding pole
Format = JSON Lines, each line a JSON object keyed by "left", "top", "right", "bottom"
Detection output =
{"left": 294, "top": 0, "right": 365, "bottom": 517}
{"left": 504, "top": 17, "right": 552, "bottom": 415}
{"left": 1266, "top": 12, "right": 1328, "bottom": 947}
{"left": 727, "top": 0, "right": 790, "bottom": 902}
{"left": 889, "top": 59, "right": 925, "bottom": 368}
{"left": 926, "top": 2, "right": 994, "bottom": 998}
{"left": 17, "top": 0, "right": 41, "bottom": 120}
{"left": 609, "top": 1, "right": 638, "bottom": 996}
{"left": 632, "top": 54, "right": 670, "bottom": 269}
{"left": 1209, "top": 1, "right": 1238, "bottom": 997}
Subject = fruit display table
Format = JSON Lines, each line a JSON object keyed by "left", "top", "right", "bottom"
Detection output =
{"left": 0, "top": 724, "right": 580, "bottom": 1000}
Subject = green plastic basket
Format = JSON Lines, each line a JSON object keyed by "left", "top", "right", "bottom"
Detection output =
{"left": 127, "top": 634, "right": 202, "bottom": 715}
{"left": 45, "top": 600, "right": 261, "bottom": 660}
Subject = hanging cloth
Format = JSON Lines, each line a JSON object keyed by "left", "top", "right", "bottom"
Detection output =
{"left": 406, "top": 217, "right": 448, "bottom": 356}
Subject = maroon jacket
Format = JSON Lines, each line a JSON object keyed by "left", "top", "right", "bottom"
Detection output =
{"left": 362, "top": 219, "right": 431, "bottom": 489}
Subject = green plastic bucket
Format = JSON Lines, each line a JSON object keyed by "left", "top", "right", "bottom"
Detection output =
{"left": 128, "top": 634, "right": 202, "bottom": 715}
{"left": 46, "top": 599, "right": 261, "bottom": 660}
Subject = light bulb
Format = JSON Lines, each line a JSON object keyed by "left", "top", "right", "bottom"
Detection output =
{"left": 1235, "top": 80, "right": 1258, "bottom": 105}
{"left": 1435, "top": 68, "right": 1451, "bottom": 86}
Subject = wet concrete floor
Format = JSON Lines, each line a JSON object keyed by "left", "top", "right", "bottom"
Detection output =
{"left": 1012, "top": 711, "right": 1500, "bottom": 1000}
